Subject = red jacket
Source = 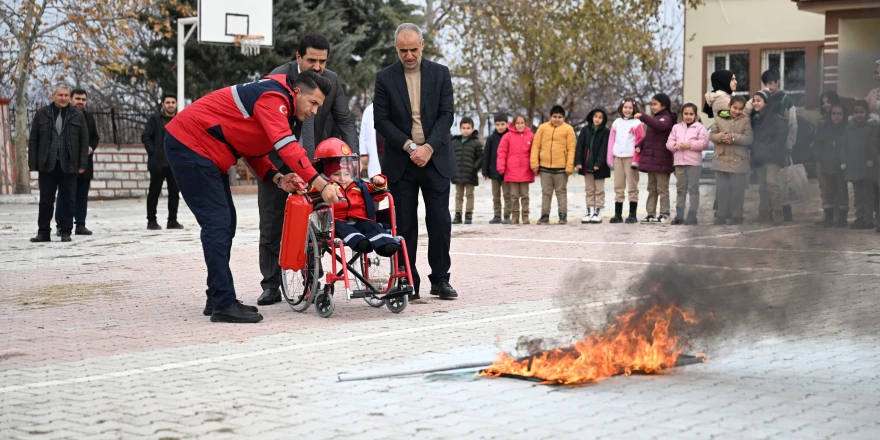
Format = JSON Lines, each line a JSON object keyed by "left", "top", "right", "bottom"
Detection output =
{"left": 331, "top": 176, "right": 387, "bottom": 221}
{"left": 165, "top": 74, "right": 318, "bottom": 183}
{"left": 496, "top": 126, "right": 535, "bottom": 183}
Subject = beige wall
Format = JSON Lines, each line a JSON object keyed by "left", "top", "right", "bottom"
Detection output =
{"left": 684, "top": 0, "right": 825, "bottom": 116}
{"left": 837, "top": 18, "right": 880, "bottom": 100}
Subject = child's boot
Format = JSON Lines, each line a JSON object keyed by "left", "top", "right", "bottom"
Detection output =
{"left": 591, "top": 208, "right": 602, "bottom": 223}
{"left": 464, "top": 212, "right": 473, "bottom": 225}
{"left": 489, "top": 215, "right": 502, "bottom": 224}
{"left": 835, "top": 209, "right": 848, "bottom": 228}
{"left": 609, "top": 202, "right": 624, "bottom": 224}
{"left": 502, "top": 214, "right": 511, "bottom": 225}
{"left": 672, "top": 207, "right": 685, "bottom": 225}
{"left": 823, "top": 208, "right": 834, "bottom": 228}
{"left": 452, "top": 212, "right": 462, "bottom": 224}
{"left": 558, "top": 213, "right": 568, "bottom": 225}
{"left": 582, "top": 207, "right": 594, "bottom": 224}
{"left": 511, "top": 212, "right": 520, "bottom": 225}
{"left": 522, "top": 212, "right": 530, "bottom": 224}
{"left": 625, "top": 202, "right": 638, "bottom": 224}
{"left": 684, "top": 211, "right": 698, "bottom": 225}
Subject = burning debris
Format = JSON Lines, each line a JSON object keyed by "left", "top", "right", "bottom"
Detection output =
{"left": 480, "top": 301, "right": 708, "bottom": 385}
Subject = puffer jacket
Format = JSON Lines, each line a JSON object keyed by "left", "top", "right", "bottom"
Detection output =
{"left": 497, "top": 125, "right": 535, "bottom": 183}
{"left": 704, "top": 91, "right": 732, "bottom": 119}
{"left": 813, "top": 119, "right": 847, "bottom": 175}
{"left": 637, "top": 109, "right": 676, "bottom": 174}
{"left": 574, "top": 107, "right": 611, "bottom": 179}
{"left": 751, "top": 112, "right": 788, "bottom": 168}
{"left": 841, "top": 119, "right": 878, "bottom": 182}
{"left": 530, "top": 121, "right": 576, "bottom": 174}
{"left": 710, "top": 112, "right": 753, "bottom": 174}
{"left": 481, "top": 128, "right": 508, "bottom": 180}
{"left": 666, "top": 121, "right": 709, "bottom": 167}
{"left": 451, "top": 132, "right": 483, "bottom": 186}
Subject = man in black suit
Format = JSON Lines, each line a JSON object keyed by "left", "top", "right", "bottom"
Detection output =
{"left": 257, "top": 34, "right": 359, "bottom": 306}
{"left": 373, "top": 23, "right": 457, "bottom": 300}
{"left": 55, "top": 88, "right": 99, "bottom": 236}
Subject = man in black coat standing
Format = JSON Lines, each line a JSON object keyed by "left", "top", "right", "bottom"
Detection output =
{"left": 55, "top": 88, "right": 99, "bottom": 236}
{"left": 28, "top": 84, "right": 90, "bottom": 243}
{"left": 373, "top": 23, "right": 457, "bottom": 300}
{"left": 256, "top": 34, "right": 359, "bottom": 306}
{"left": 141, "top": 93, "right": 183, "bottom": 231}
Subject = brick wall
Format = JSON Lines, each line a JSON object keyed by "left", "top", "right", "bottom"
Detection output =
{"left": 29, "top": 143, "right": 160, "bottom": 199}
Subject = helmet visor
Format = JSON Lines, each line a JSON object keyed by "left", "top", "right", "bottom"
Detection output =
{"left": 322, "top": 157, "right": 361, "bottom": 186}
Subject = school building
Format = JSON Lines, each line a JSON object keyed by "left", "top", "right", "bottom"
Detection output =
{"left": 684, "top": 0, "right": 880, "bottom": 116}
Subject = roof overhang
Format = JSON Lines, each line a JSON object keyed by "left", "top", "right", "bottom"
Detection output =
{"left": 793, "top": 0, "right": 880, "bottom": 13}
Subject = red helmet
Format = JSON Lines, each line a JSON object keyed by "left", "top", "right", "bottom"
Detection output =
{"left": 313, "top": 138, "right": 356, "bottom": 162}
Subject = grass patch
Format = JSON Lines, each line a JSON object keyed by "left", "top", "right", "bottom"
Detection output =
{"left": 15, "top": 282, "right": 122, "bottom": 308}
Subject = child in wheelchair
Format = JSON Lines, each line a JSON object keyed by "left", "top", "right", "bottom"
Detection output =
{"left": 313, "top": 138, "right": 398, "bottom": 258}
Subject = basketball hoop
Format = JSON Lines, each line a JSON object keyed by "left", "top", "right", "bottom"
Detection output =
{"left": 234, "top": 34, "right": 264, "bottom": 56}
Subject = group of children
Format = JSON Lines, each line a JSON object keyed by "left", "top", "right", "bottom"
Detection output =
{"left": 450, "top": 68, "right": 880, "bottom": 230}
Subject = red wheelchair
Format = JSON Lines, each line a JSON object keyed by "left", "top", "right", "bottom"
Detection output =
{"left": 276, "top": 143, "right": 413, "bottom": 318}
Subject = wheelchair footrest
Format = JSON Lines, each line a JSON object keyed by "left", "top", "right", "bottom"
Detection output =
{"left": 378, "top": 286, "right": 413, "bottom": 300}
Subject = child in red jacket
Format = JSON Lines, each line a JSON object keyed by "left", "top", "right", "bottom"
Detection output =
{"left": 314, "top": 139, "right": 398, "bottom": 257}
{"left": 496, "top": 115, "right": 536, "bottom": 224}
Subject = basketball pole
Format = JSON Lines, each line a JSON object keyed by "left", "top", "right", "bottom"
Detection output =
{"left": 177, "top": 17, "right": 199, "bottom": 112}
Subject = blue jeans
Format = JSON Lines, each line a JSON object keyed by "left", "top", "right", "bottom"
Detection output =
{"left": 55, "top": 177, "right": 90, "bottom": 226}
{"left": 164, "top": 133, "right": 238, "bottom": 310}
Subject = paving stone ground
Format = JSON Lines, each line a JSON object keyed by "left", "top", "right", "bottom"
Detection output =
{"left": 1, "top": 174, "right": 879, "bottom": 440}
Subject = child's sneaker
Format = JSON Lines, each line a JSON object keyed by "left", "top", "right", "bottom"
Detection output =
{"left": 537, "top": 214, "right": 550, "bottom": 224}
{"left": 558, "top": 214, "right": 568, "bottom": 225}
{"left": 656, "top": 215, "right": 669, "bottom": 223}
{"left": 641, "top": 215, "right": 655, "bottom": 223}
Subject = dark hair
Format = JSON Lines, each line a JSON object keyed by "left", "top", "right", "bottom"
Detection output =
{"left": 294, "top": 70, "right": 332, "bottom": 97}
{"left": 71, "top": 88, "right": 87, "bottom": 98}
{"left": 493, "top": 113, "right": 509, "bottom": 123}
{"left": 460, "top": 117, "right": 474, "bottom": 127}
{"left": 753, "top": 90, "right": 778, "bottom": 118}
{"left": 161, "top": 93, "right": 177, "bottom": 103}
{"left": 678, "top": 103, "right": 700, "bottom": 123}
{"left": 830, "top": 103, "right": 847, "bottom": 119}
{"left": 652, "top": 93, "right": 671, "bottom": 111}
{"left": 549, "top": 105, "right": 565, "bottom": 117}
{"left": 297, "top": 34, "right": 331, "bottom": 58}
{"left": 853, "top": 99, "right": 870, "bottom": 113}
{"left": 729, "top": 95, "right": 747, "bottom": 107}
{"left": 512, "top": 114, "right": 528, "bottom": 126}
{"left": 617, "top": 98, "right": 639, "bottom": 117}
{"left": 761, "top": 69, "right": 781, "bottom": 85}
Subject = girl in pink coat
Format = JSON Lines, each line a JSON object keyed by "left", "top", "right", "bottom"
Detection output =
{"left": 666, "top": 102, "right": 709, "bottom": 225}
{"left": 497, "top": 115, "right": 535, "bottom": 224}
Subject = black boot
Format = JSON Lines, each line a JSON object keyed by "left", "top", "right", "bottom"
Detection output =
{"left": 822, "top": 208, "right": 834, "bottom": 228}
{"left": 783, "top": 205, "right": 793, "bottom": 222}
{"left": 147, "top": 220, "right": 162, "bottom": 230}
{"left": 835, "top": 209, "right": 848, "bottom": 228}
{"left": 30, "top": 233, "right": 51, "bottom": 243}
{"left": 625, "top": 202, "right": 638, "bottom": 224}
{"left": 489, "top": 215, "right": 502, "bottom": 224}
{"left": 501, "top": 214, "right": 511, "bottom": 225}
{"left": 464, "top": 212, "right": 473, "bottom": 225}
{"left": 452, "top": 212, "right": 462, "bottom": 225}
{"left": 167, "top": 219, "right": 184, "bottom": 229}
{"left": 684, "top": 211, "right": 698, "bottom": 225}
{"left": 609, "top": 202, "right": 624, "bottom": 223}
{"left": 210, "top": 301, "right": 263, "bottom": 323}
{"left": 75, "top": 225, "right": 93, "bottom": 235}
{"left": 671, "top": 207, "right": 685, "bottom": 225}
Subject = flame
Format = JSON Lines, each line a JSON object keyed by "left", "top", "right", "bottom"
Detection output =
{"left": 480, "top": 303, "right": 704, "bottom": 385}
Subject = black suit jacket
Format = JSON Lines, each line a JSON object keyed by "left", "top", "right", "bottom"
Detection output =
{"left": 81, "top": 110, "right": 100, "bottom": 180}
{"left": 373, "top": 59, "right": 456, "bottom": 182}
{"left": 267, "top": 64, "right": 358, "bottom": 170}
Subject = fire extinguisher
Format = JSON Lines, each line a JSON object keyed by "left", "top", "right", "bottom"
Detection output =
{"left": 278, "top": 182, "right": 313, "bottom": 271}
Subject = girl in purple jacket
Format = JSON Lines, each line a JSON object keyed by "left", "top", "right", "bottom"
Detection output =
{"left": 636, "top": 93, "right": 676, "bottom": 223}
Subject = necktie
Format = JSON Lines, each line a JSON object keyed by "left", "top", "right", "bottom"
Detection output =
{"left": 301, "top": 115, "right": 316, "bottom": 158}
{"left": 55, "top": 110, "right": 63, "bottom": 135}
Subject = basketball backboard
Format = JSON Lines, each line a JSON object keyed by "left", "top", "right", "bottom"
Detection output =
{"left": 197, "top": 0, "right": 274, "bottom": 48}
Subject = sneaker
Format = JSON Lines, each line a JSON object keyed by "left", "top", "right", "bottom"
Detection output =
{"left": 210, "top": 301, "right": 263, "bottom": 323}
{"left": 429, "top": 282, "right": 458, "bottom": 300}
{"left": 591, "top": 208, "right": 603, "bottom": 224}
{"left": 167, "top": 220, "right": 184, "bottom": 230}
{"left": 656, "top": 215, "right": 669, "bottom": 224}
{"left": 203, "top": 298, "right": 258, "bottom": 316}
{"left": 558, "top": 214, "right": 568, "bottom": 225}
{"left": 257, "top": 288, "right": 281, "bottom": 305}
{"left": 641, "top": 215, "right": 655, "bottom": 223}
{"left": 537, "top": 214, "right": 550, "bottom": 225}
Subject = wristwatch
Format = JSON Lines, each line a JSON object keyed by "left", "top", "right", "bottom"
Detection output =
{"left": 408, "top": 142, "right": 418, "bottom": 152}
{"left": 275, "top": 174, "right": 284, "bottom": 189}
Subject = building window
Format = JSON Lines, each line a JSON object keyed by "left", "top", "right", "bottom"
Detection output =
{"left": 707, "top": 51, "right": 750, "bottom": 96}
{"left": 762, "top": 48, "right": 806, "bottom": 106}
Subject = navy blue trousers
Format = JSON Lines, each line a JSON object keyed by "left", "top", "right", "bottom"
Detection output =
{"left": 165, "top": 133, "right": 238, "bottom": 310}
{"left": 55, "top": 177, "right": 90, "bottom": 226}
{"left": 334, "top": 219, "right": 398, "bottom": 257}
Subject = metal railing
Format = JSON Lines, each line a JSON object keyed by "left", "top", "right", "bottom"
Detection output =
{"left": 10, "top": 107, "right": 152, "bottom": 147}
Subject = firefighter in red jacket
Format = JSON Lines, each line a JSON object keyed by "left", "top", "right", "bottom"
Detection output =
{"left": 165, "top": 70, "right": 339, "bottom": 324}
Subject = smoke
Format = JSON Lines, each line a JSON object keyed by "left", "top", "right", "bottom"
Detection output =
{"left": 515, "top": 227, "right": 877, "bottom": 358}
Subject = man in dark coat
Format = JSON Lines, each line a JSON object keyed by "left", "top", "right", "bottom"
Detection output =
{"left": 574, "top": 107, "right": 611, "bottom": 223}
{"left": 481, "top": 113, "right": 510, "bottom": 224}
{"left": 451, "top": 117, "right": 482, "bottom": 225}
{"left": 28, "top": 84, "right": 90, "bottom": 242}
{"left": 373, "top": 23, "right": 457, "bottom": 300}
{"left": 141, "top": 93, "right": 182, "bottom": 230}
{"left": 257, "top": 34, "right": 359, "bottom": 306}
{"left": 55, "top": 88, "right": 99, "bottom": 236}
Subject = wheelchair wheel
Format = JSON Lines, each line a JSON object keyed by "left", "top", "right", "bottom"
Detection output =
{"left": 357, "top": 253, "right": 386, "bottom": 308}
{"left": 281, "top": 227, "right": 321, "bottom": 313}
{"left": 385, "top": 293, "right": 408, "bottom": 314}
{"left": 315, "top": 286, "right": 335, "bottom": 318}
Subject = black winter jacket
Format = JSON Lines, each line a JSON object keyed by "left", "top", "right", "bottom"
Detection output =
{"left": 142, "top": 112, "right": 173, "bottom": 173}
{"left": 451, "top": 132, "right": 483, "bottom": 186}
{"left": 841, "top": 119, "right": 878, "bottom": 182}
{"left": 81, "top": 110, "right": 100, "bottom": 180}
{"left": 813, "top": 119, "right": 846, "bottom": 175}
{"left": 28, "top": 104, "right": 90, "bottom": 174}
{"left": 750, "top": 112, "right": 788, "bottom": 168}
{"left": 481, "top": 129, "right": 508, "bottom": 180}
{"left": 574, "top": 107, "right": 611, "bottom": 180}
